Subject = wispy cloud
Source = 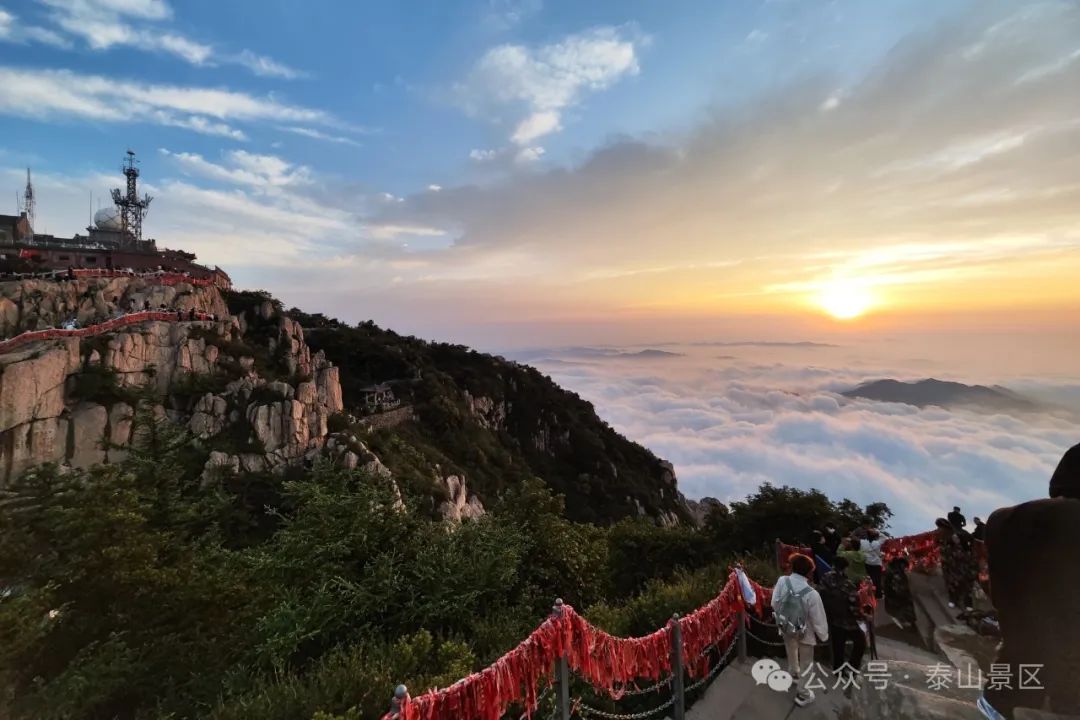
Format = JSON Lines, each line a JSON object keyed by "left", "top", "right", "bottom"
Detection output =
{"left": 35, "top": 0, "right": 305, "bottom": 78}
{"left": 280, "top": 126, "right": 364, "bottom": 148}
{"left": 0, "top": 65, "right": 329, "bottom": 139}
{"left": 159, "top": 148, "right": 313, "bottom": 192}
{"left": 232, "top": 49, "right": 306, "bottom": 80}
{"left": 0, "top": 4, "right": 71, "bottom": 47}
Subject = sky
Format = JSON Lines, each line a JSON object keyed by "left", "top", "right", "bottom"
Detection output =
{"left": 1, "top": 0, "right": 1078, "bottom": 350}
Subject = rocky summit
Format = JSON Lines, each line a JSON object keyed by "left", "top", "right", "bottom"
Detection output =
{"left": 0, "top": 274, "right": 688, "bottom": 525}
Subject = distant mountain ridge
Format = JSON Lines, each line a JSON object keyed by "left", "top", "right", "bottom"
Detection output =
{"left": 842, "top": 378, "right": 1041, "bottom": 413}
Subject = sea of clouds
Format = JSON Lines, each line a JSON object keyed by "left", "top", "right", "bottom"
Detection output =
{"left": 509, "top": 342, "right": 1079, "bottom": 535}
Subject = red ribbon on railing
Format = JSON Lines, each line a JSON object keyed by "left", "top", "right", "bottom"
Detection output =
{"left": 775, "top": 541, "right": 813, "bottom": 573}
{"left": 881, "top": 530, "right": 940, "bottom": 572}
{"left": 69, "top": 268, "right": 215, "bottom": 287}
{"left": 0, "top": 311, "right": 213, "bottom": 354}
{"left": 388, "top": 570, "right": 764, "bottom": 720}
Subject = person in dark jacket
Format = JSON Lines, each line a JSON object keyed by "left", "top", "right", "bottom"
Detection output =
{"left": 822, "top": 522, "right": 842, "bottom": 557}
{"left": 948, "top": 506, "right": 967, "bottom": 529}
{"left": 883, "top": 555, "right": 916, "bottom": 629}
{"left": 971, "top": 516, "right": 986, "bottom": 542}
{"left": 980, "top": 443, "right": 1080, "bottom": 719}
{"left": 936, "top": 518, "right": 977, "bottom": 610}
{"left": 819, "top": 556, "right": 866, "bottom": 673}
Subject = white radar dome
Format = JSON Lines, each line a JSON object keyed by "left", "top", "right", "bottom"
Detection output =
{"left": 94, "top": 207, "right": 123, "bottom": 231}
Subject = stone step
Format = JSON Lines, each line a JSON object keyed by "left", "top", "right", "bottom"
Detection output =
{"left": 908, "top": 571, "right": 958, "bottom": 653}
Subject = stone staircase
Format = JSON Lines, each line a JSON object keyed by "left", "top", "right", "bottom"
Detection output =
{"left": 685, "top": 570, "right": 1003, "bottom": 719}
{"left": 686, "top": 636, "right": 983, "bottom": 719}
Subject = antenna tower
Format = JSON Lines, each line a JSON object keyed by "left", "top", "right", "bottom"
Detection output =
{"left": 20, "top": 168, "right": 35, "bottom": 242}
{"left": 109, "top": 150, "right": 153, "bottom": 247}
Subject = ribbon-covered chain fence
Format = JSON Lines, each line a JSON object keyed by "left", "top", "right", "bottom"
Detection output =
{"left": 383, "top": 528, "right": 961, "bottom": 720}
{"left": 0, "top": 310, "right": 214, "bottom": 355}
{"left": 383, "top": 571, "right": 759, "bottom": 720}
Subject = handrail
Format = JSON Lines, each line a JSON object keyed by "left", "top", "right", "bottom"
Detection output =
{"left": 0, "top": 310, "right": 214, "bottom": 355}
{"left": 385, "top": 527, "right": 967, "bottom": 720}
{"left": 0, "top": 268, "right": 216, "bottom": 287}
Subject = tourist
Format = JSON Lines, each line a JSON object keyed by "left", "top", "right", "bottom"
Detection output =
{"left": 971, "top": 516, "right": 986, "bottom": 542}
{"left": 822, "top": 522, "right": 842, "bottom": 557}
{"left": 835, "top": 537, "right": 867, "bottom": 583}
{"left": 860, "top": 528, "right": 885, "bottom": 598}
{"left": 819, "top": 555, "right": 866, "bottom": 675}
{"left": 948, "top": 505, "right": 967, "bottom": 529}
{"left": 935, "top": 518, "right": 977, "bottom": 611}
{"left": 143, "top": 300, "right": 151, "bottom": 311}
{"left": 772, "top": 554, "right": 829, "bottom": 707}
{"left": 811, "top": 530, "right": 834, "bottom": 565}
{"left": 189, "top": 308, "right": 196, "bottom": 321}
{"left": 979, "top": 443, "right": 1080, "bottom": 720}
{"left": 883, "top": 555, "right": 916, "bottom": 629}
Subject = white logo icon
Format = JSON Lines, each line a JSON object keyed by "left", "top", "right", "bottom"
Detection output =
{"left": 751, "top": 658, "right": 793, "bottom": 692}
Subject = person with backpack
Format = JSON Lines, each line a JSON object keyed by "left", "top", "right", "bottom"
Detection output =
{"left": 772, "top": 554, "right": 829, "bottom": 707}
{"left": 819, "top": 555, "right": 866, "bottom": 676}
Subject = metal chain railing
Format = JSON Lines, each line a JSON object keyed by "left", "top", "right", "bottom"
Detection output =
{"left": 575, "top": 694, "right": 677, "bottom": 720}
{"left": 744, "top": 626, "right": 787, "bottom": 647}
{"left": 574, "top": 634, "right": 740, "bottom": 719}
{"left": 684, "top": 638, "right": 738, "bottom": 694}
{"left": 611, "top": 675, "right": 672, "bottom": 697}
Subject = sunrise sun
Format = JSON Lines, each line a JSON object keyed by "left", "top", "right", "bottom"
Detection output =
{"left": 816, "top": 278, "right": 875, "bottom": 320}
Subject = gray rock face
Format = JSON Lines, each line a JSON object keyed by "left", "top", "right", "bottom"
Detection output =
{"left": 438, "top": 474, "right": 486, "bottom": 523}
{"left": 463, "top": 391, "right": 509, "bottom": 431}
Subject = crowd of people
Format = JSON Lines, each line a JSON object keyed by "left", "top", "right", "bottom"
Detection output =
{"left": 770, "top": 442, "right": 1080, "bottom": 717}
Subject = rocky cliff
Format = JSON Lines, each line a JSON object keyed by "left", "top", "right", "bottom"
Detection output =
{"left": 0, "top": 282, "right": 377, "bottom": 492}
{"left": 0, "top": 278, "right": 686, "bottom": 526}
{"left": 0, "top": 274, "right": 228, "bottom": 336}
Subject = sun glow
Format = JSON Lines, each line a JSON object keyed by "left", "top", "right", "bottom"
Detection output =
{"left": 816, "top": 278, "right": 875, "bottom": 320}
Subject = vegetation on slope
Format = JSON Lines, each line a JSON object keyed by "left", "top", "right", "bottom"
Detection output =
{"left": 0, "top": 404, "right": 889, "bottom": 720}
{"left": 280, "top": 302, "right": 682, "bottom": 524}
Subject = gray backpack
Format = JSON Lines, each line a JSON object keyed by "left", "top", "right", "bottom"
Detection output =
{"left": 775, "top": 576, "right": 813, "bottom": 638}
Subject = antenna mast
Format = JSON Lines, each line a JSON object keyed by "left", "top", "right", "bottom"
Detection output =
{"left": 21, "top": 168, "right": 35, "bottom": 243}
{"left": 109, "top": 150, "right": 153, "bottom": 248}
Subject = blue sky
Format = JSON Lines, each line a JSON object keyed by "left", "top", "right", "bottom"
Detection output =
{"left": 2, "top": 0, "right": 970, "bottom": 192}
{"left": 2, "top": 0, "right": 1079, "bottom": 349}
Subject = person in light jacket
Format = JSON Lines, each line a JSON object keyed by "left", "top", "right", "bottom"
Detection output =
{"left": 772, "top": 554, "right": 829, "bottom": 707}
{"left": 860, "top": 528, "right": 885, "bottom": 598}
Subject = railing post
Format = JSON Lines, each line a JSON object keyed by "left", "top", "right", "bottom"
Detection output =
{"left": 737, "top": 606, "right": 748, "bottom": 663}
{"left": 553, "top": 598, "right": 571, "bottom": 720}
{"left": 670, "top": 613, "right": 685, "bottom": 720}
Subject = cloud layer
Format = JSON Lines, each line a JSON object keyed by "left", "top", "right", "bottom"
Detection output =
{"left": 523, "top": 346, "right": 1078, "bottom": 534}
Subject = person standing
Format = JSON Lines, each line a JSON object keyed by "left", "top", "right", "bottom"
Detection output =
{"left": 772, "top": 554, "right": 829, "bottom": 708}
{"left": 819, "top": 556, "right": 866, "bottom": 675}
{"left": 979, "top": 444, "right": 1080, "bottom": 720}
{"left": 822, "top": 522, "right": 842, "bottom": 557}
{"left": 948, "top": 506, "right": 967, "bottom": 530}
{"left": 835, "top": 537, "right": 867, "bottom": 583}
{"left": 883, "top": 555, "right": 917, "bottom": 629}
{"left": 935, "top": 518, "right": 977, "bottom": 611}
{"left": 860, "top": 528, "right": 885, "bottom": 598}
